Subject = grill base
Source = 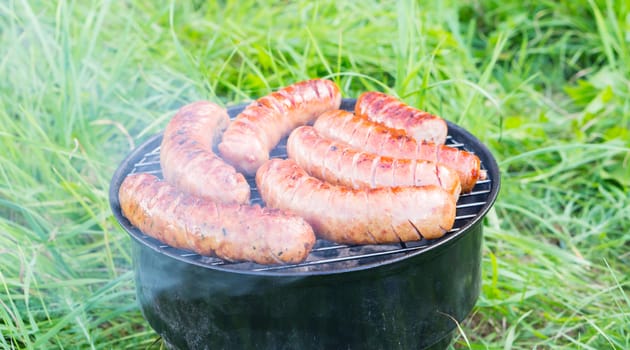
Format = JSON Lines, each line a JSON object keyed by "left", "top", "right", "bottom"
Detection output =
{"left": 135, "top": 217, "right": 482, "bottom": 350}
{"left": 162, "top": 334, "right": 454, "bottom": 350}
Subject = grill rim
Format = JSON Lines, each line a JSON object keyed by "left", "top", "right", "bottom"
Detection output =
{"left": 109, "top": 98, "right": 500, "bottom": 277}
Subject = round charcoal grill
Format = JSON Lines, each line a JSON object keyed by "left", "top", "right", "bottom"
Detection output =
{"left": 110, "top": 98, "right": 500, "bottom": 350}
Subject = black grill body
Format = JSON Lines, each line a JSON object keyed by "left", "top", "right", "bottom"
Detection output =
{"left": 110, "top": 99, "right": 500, "bottom": 350}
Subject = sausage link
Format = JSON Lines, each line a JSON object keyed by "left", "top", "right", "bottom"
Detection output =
{"left": 218, "top": 79, "right": 342, "bottom": 175}
{"left": 160, "top": 101, "right": 250, "bottom": 204}
{"left": 256, "top": 159, "right": 456, "bottom": 244}
{"left": 287, "top": 126, "right": 461, "bottom": 197}
{"left": 313, "top": 109, "right": 484, "bottom": 193}
{"left": 119, "top": 173, "right": 316, "bottom": 264}
{"left": 355, "top": 91, "right": 448, "bottom": 144}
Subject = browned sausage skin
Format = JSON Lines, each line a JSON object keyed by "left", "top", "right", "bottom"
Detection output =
{"left": 218, "top": 79, "right": 342, "bottom": 175}
{"left": 119, "top": 173, "right": 316, "bottom": 264}
{"left": 355, "top": 91, "right": 448, "bottom": 144}
{"left": 256, "top": 159, "right": 456, "bottom": 244}
{"left": 313, "top": 109, "right": 484, "bottom": 193}
{"left": 159, "top": 101, "right": 250, "bottom": 204}
{"left": 286, "top": 126, "right": 461, "bottom": 197}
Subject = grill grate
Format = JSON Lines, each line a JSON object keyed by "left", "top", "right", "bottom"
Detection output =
{"left": 128, "top": 133, "right": 493, "bottom": 273}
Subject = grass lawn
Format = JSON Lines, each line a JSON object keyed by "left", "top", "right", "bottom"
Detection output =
{"left": 0, "top": 0, "right": 628, "bottom": 349}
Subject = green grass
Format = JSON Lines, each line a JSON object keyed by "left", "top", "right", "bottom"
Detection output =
{"left": 0, "top": 0, "right": 628, "bottom": 349}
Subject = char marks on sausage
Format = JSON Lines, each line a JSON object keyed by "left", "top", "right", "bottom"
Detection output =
{"left": 119, "top": 173, "right": 316, "bottom": 264}
{"left": 160, "top": 101, "right": 250, "bottom": 204}
{"left": 256, "top": 158, "right": 457, "bottom": 244}
{"left": 218, "top": 79, "right": 342, "bottom": 175}
{"left": 287, "top": 126, "right": 461, "bottom": 197}
{"left": 355, "top": 91, "right": 448, "bottom": 144}
{"left": 313, "top": 109, "right": 484, "bottom": 193}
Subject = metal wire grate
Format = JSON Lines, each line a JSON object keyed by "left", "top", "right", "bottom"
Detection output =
{"left": 127, "top": 133, "right": 493, "bottom": 273}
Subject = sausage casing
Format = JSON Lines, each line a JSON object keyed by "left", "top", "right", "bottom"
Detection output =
{"left": 313, "top": 109, "right": 484, "bottom": 193}
{"left": 160, "top": 101, "right": 250, "bottom": 204}
{"left": 119, "top": 173, "right": 316, "bottom": 264}
{"left": 355, "top": 91, "right": 448, "bottom": 144}
{"left": 218, "top": 79, "right": 342, "bottom": 175}
{"left": 256, "top": 159, "right": 456, "bottom": 244}
{"left": 287, "top": 126, "right": 461, "bottom": 197}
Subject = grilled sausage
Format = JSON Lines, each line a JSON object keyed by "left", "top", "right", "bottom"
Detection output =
{"left": 218, "top": 79, "right": 342, "bottom": 175}
{"left": 119, "top": 173, "right": 316, "bottom": 264}
{"left": 160, "top": 101, "right": 250, "bottom": 204}
{"left": 355, "top": 91, "right": 448, "bottom": 144}
{"left": 313, "top": 109, "right": 484, "bottom": 193}
{"left": 256, "top": 159, "right": 456, "bottom": 244}
{"left": 286, "top": 126, "right": 461, "bottom": 197}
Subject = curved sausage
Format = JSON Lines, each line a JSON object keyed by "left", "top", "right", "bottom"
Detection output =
{"left": 256, "top": 159, "right": 456, "bottom": 244}
{"left": 313, "top": 109, "right": 484, "bottom": 193}
{"left": 160, "top": 101, "right": 250, "bottom": 204}
{"left": 286, "top": 126, "right": 461, "bottom": 197}
{"left": 119, "top": 173, "right": 316, "bottom": 265}
{"left": 218, "top": 79, "right": 342, "bottom": 175}
{"left": 355, "top": 91, "right": 448, "bottom": 144}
